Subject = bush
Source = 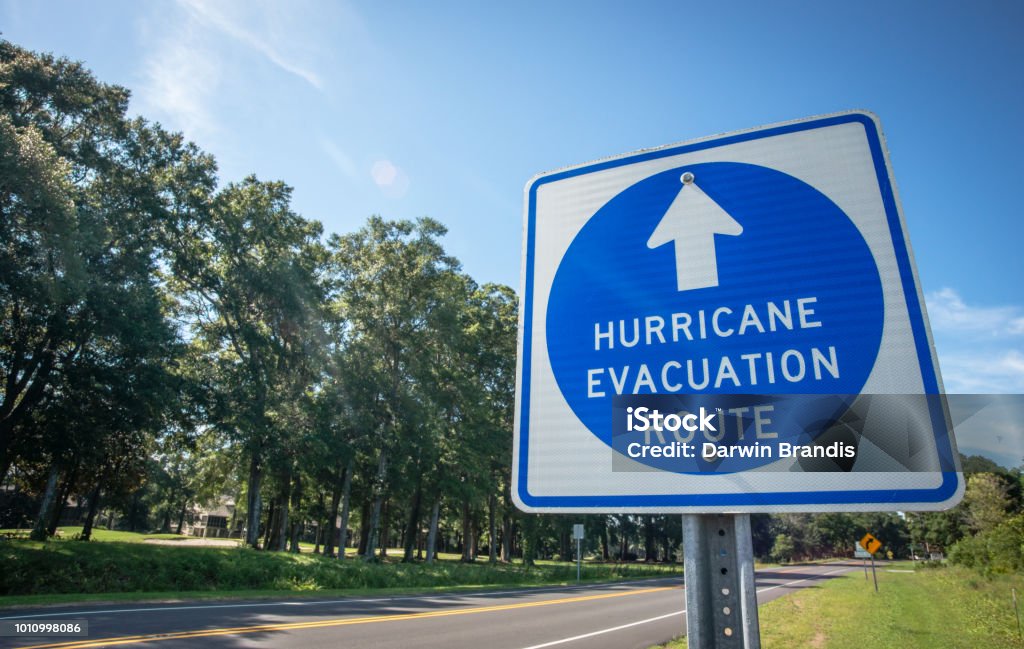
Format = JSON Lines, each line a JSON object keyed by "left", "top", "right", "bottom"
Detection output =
{"left": 770, "top": 534, "right": 796, "bottom": 563}
{"left": 0, "top": 540, "right": 681, "bottom": 597}
{"left": 949, "top": 513, "right": 1024, "bottom": 574}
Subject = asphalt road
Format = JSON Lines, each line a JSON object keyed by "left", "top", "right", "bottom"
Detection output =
{"left": 0, "top": 562, "right": 859, "bottom": 649}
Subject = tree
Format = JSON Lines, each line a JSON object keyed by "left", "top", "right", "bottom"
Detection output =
{"left": 165, "top": 177, "right": 328, "bottom": 549}
{"left": 0, "top": 41, "right": 213, "bottom": 538}
{"left": 330, "top": 216, "right": 459, "bottom": 560}
{"left": 963, "top": 472, "right": 1011, "bottom": 534}
{"left": 771, "top": 534, "right": 796, "bottom": 563}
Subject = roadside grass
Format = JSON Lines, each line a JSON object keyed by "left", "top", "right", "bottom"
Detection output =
{"left": 0, "top": 527, "right": 216, "bottom": 543}
{"left": 661, "top": 563, "right": 1024, "bottom": 648}
{"left": 0, "top": 538, "right": 681, "bottom": 607}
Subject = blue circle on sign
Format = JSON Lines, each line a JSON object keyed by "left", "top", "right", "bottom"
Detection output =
{"left": 545, "top": 162, "right": 885, "bottom": 470}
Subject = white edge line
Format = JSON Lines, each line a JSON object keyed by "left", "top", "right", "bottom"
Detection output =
{"left": 518, "top": 565, "right": 855, "bottom": 649}
{"left": 520, "top": 610, "right": 686, "bottom": 649}
{"left": 754, "top": 566, "right": 852, "bottom": 595}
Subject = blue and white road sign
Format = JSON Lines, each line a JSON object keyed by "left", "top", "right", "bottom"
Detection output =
{"left": 513, "top": 111, "right": 963, "bottom": 513}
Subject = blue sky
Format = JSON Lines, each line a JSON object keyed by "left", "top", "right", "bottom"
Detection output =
{"left": 3, "top": 0, "right": 1023, "bottom": 395}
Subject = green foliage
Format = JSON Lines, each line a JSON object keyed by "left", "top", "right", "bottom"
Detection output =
{"left": 963, "top": 472, "right": 1013, "bottom": 534}
{"left": 0, "top": 539, "right": 679, "bottom": 598}
{"left": 0, "top": 39, "right": 214, "bottom": 536}
{"left": 770, "top": 533, "right": 796, "bottom": 563}
{"left": 949, "top": 513, "right": 1024, "bottom": 574}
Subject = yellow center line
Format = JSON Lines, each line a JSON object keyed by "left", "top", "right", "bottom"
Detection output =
{"left": 15, "top": 586, "right": 678, "bottom": 649}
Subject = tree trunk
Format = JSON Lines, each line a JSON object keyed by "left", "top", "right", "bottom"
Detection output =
{"left": 176, "top": 497, "right": 189, "bottom": 534}
{"left": 288, "top": 471, "right": 302, "bottom": 553}
{"left": 160, "top": 507, "right": 172, "bottom": 534}
{"left": 601, "top": 523, "right": 610, "bottom": 561}
{"left": 80, "top": 483, "right": 102, "bottom": 541}
{"left": 336, "top": 459, "right": 353, "bottom": 560}
{"left": 128, "top": 489, "right": 140, "bottom": 533}
{"left": 363, "top": 449, "right": 388, "bottom": 561}
{"left": 46, "top": 467, "right": 76, "bottom": 537}
{"left": 502, "top": 515, "right": 512, "bottom": 562}
{"left": 270, "top": 493, "right": 286, "bottom": 551}
{"left": 263, "top": 499, "right": 276, "bottom": 549}
{"left": 644, "top": 517, "right": 656, "bottom": 562}
{"left": 273, "top": 466, "right": 292, "bottom": 552}
{"left": 357, "top": 499, "right": 370, "bottom": 556}
{"left": 426, "top": 498, "right": 441, "bottom": 564}
{"left": 324, "top": 469, "right": 343, "bottom": 557}
{"left": 488, "top": 493, "right": 497, "bottom": 564}
{"left": 0, "top": 450, "right": 11, "bottom": 490}
{"left": 378, "top": 499, "right": 390, "bottom": 559}
{"left": 30, "top": 465, "right": 60, "bottom": 541}
{"left": 0, "top": 456, "right": 11, "bottom": 494}
{"left": 245, "top": 453, "right": 263, "bottom": 548}
{"left": 461, "top": 499, "right": 473, "bottom": 562}
{"left": 402, "top": 483, "right": 423, "bottom": 562}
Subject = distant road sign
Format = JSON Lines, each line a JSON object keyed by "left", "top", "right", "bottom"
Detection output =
{"left": 573, "top": 524, "right": 584, "bottom": 540}
{"left": 854, "top": 547, "right": 872, "bottom": 559}
{"left": 513, "top": 111, "right": 963, "bottom": 513}
{"left": 860, "top": 533, "right": 882, "bottom": 555}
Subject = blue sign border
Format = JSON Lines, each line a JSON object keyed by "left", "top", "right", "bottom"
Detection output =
{"left": 517, "top": 111, "right": 960, "bottom": 509}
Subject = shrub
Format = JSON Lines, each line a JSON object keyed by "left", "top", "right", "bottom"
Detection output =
{"left": 949, "top": 513, "right": 1024, "bottom": 574}
{"left": 0, "top": 540, "right": 681, "bottom": 597}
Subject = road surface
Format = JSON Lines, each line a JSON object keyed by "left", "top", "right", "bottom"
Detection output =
{"left": 0, "top": 562, "right": 859, "bottom": 649}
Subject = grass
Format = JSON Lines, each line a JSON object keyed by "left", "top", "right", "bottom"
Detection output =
{"left": 0, "top": 536, "right": 682, "bottom": 607}
{"left": 0, "top": 527, "right": 239, "bottom": 544}
{"left": 660, "top": 563, "right": 1024, "bottom": 649}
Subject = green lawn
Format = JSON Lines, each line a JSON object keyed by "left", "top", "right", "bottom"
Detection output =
{"left": 0, "top": 527, "right": 240, "bottom": 543}
{"left": 662, "top": 563, "right": 1024, "bottom": 648}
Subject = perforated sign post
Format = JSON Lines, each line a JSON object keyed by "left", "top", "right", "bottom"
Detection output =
{"left": 513, "top": 111, "right": 963, "bottom": 648}
{"left": 573, "top": 523, "right": 584, "bottom": 582}
{"left": 860, "top": 533, "right": 883, "bottom": 591}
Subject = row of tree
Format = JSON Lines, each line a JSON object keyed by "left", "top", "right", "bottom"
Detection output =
{"left": 0, "top": 39, "right": 525, "bottom": 560}
{"left": 3, "top": 40, "right": 1021, "bottom": 568}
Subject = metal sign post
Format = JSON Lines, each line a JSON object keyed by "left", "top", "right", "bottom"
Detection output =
{"left": 573, "top": 523, "right": 584, "bottom": 582}
{"left": 854, "top": 545, "right": 871, "bottom": 579}
{"left": 683, "top": 514, "right": 760, "bottom": 649}
{"left": 577, "top": 537, "right": 581, "bottom": 582}
{"left": 859, "top": 534, "right": 882, "bottom": 592}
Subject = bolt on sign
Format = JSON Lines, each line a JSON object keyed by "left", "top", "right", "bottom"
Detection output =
{"left": 513, "top": 111, "right": 963, "bottom": 513}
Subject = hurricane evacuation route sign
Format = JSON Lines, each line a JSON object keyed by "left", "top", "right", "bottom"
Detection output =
{"left": 513, "top": 111, "right": 963, "bottom": 514}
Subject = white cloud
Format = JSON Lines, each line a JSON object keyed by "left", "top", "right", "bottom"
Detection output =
{"left": 134, "top": 0, "right": 327, "bottom": 142}
{"left": 925, "top": 288, "right": 1024, "bottom": 393}
{"left": 937, "top": 350, "right": 1024, "bottom": 393}
{"left": 177, "top": 0, "right": 323, "bottom": 90}
{"left": 137, "top": 20, "right": 221, "bottom": 141}
{"left": 926, "top": 287, "right": 1024, "bottom": 336}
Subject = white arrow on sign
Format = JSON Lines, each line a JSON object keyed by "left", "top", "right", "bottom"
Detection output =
{"left": 647, "top": 172, "right": 743, "bottom": 291}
